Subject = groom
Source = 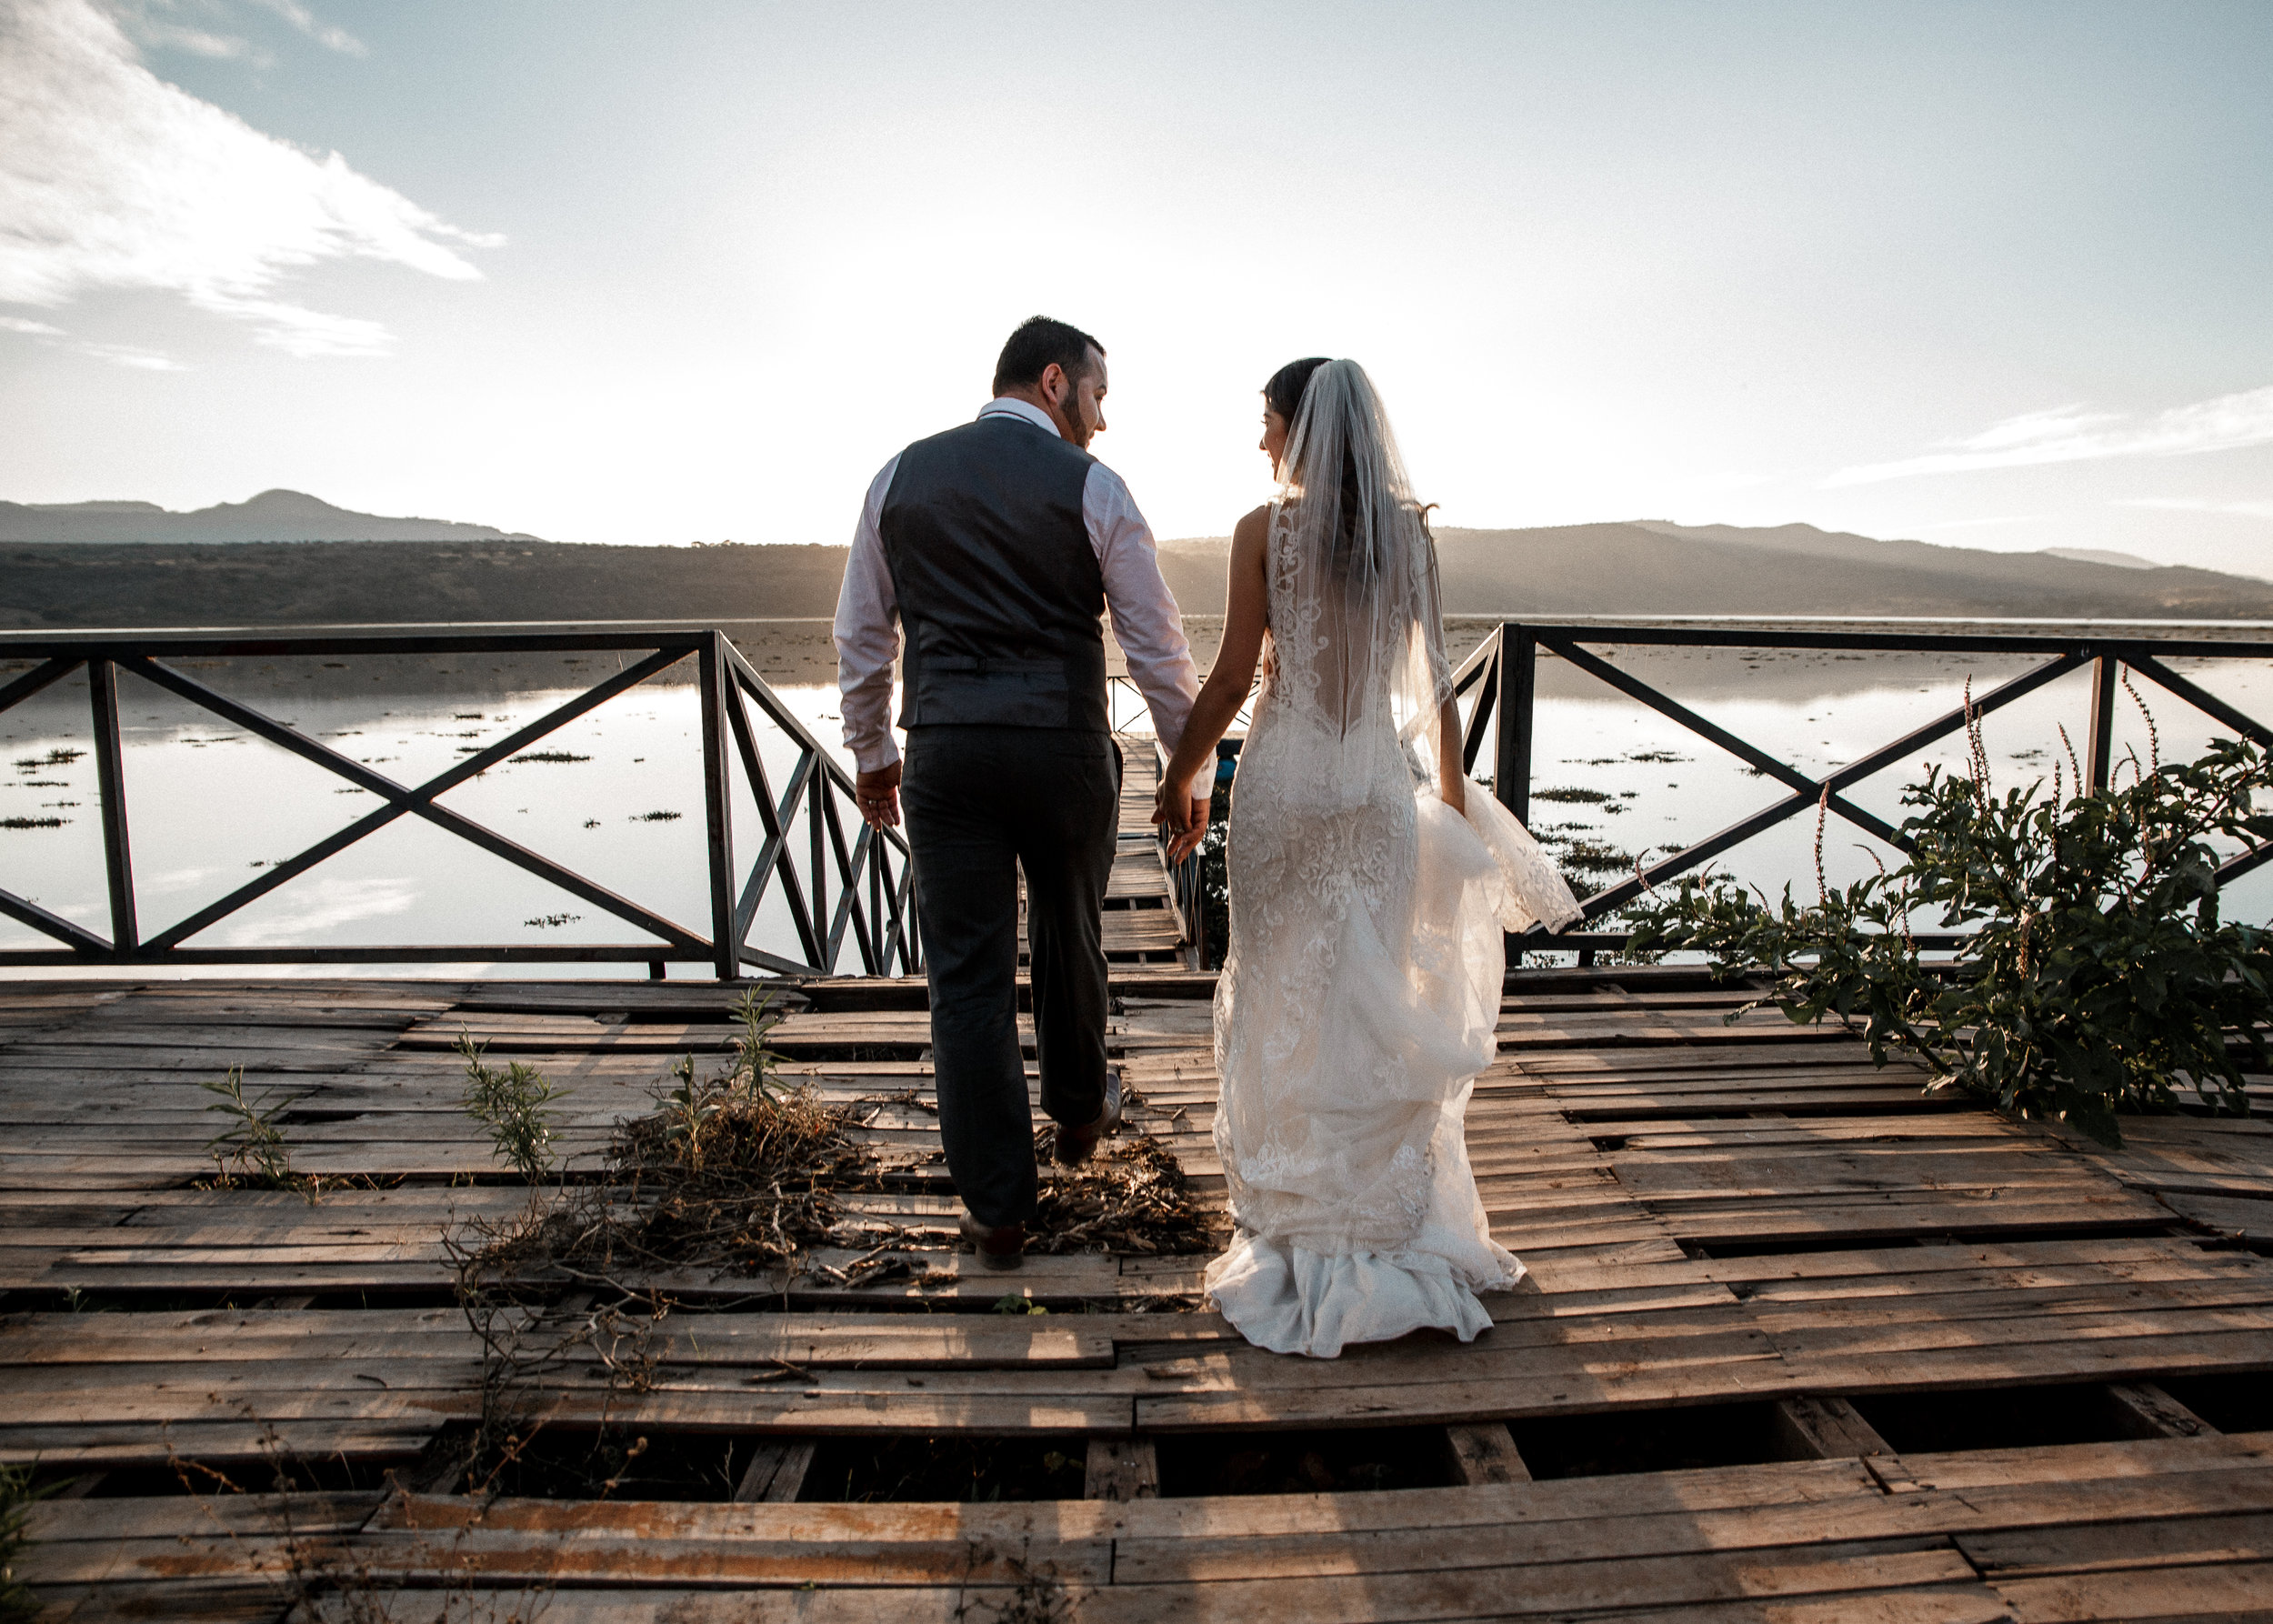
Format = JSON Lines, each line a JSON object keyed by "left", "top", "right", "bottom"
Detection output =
{"left": 834, "top": 316, "right": 1211, "bottom": 1270}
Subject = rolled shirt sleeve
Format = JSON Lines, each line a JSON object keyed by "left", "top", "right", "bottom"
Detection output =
{"left": 833, "top": 456, "right": 903, "bottom": 777}
{"left": 1086, "top": 464, "right": 1210, "bottom": 804}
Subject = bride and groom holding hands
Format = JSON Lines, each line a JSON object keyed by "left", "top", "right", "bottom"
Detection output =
{"left": 833, "top": 316, "right": 1580, "bottom": 1358}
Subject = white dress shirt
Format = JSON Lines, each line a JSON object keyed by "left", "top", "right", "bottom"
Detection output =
{"left": 833, "top": 396, "right": 1209, "bottom": 803}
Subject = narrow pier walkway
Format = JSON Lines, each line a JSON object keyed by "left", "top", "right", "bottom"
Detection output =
{"left": 1023, "top": 737, "right": 1189, "bottom": 966}
{"left": 6, "top": 968, "right": 2272, "bottom": 1620}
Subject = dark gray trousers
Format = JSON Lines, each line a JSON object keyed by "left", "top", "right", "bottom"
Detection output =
{"left": 901, "top": 725, "right": 1119, "bottom": 1229}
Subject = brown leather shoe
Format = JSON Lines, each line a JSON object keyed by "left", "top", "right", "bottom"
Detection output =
{"left": 1052, "top": 1069, "right": 1123, "bottom": 1167}
{"left": 958, "top": 1213, "right": 1025, "bottom": 1271}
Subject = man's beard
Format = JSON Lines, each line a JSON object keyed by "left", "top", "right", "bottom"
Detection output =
{"left": 1058, "top": 381, "right": 1095, "bottom": 446}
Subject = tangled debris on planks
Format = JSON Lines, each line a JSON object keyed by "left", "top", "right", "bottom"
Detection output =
{"left": 455, "top": 990, "right": 1222, "bottom": 1296}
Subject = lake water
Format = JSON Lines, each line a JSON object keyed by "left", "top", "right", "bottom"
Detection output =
{"left": 6, "top": 633, "right": 2272, "bottom": 974}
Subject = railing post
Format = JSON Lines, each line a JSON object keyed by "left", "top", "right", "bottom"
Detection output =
{"left": 87, "top": 657, "right": 136, "bottom": 955}
{"left": 810, "top": 767, "right": 830, "bottom": 975}
{"left": 1494, "top": 624, "right": 1535, "bottom": 825}
{"left": 698, "top": 634, "right": 738, "bottom": 980}
{"left": 2085, "top": 651, "right": 2119, "bottom": 793}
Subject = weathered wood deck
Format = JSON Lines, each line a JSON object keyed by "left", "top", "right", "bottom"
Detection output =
{"left": 6, "top": 967, "right": 2272, "bottom": 1621}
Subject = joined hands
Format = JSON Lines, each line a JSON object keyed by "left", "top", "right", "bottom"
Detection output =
{"left": 1152, "top": 777, "right": 1211, "bottom": 864}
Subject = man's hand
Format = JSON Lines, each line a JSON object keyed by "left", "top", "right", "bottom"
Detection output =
{"left": 855, "top": 762, "right": 902, "bottom": 830}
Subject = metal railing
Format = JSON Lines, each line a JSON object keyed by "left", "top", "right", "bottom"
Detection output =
{"left": 0, "top": 627, "right": 919, "bottom": 978}
{"left": 1452, "top": 621, "right": 2273, "bottom": 956}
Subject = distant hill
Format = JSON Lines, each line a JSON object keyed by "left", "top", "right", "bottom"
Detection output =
{"left": 7, "top": 513, "right": 2272, "bottom": 630}
{"left": 1156, "top": 520, "right": 2273, "bottom": 620}
{"left": 0, "top": 540, "right": 848, "bottom": 629}
{"left": 0, "top": 488, "right": 541, "bottom": 545}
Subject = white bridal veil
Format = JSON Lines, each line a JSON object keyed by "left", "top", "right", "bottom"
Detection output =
{"left": 1267, "top": 358, "right": 1457, "bottom": 791}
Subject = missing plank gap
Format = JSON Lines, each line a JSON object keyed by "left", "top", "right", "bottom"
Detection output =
{"left": 2154, "top": 1374, "right": 2273, "bottom": 1435}
{"left": 1564, "top": 1098, "right": 1974, "bottom": 1123}
{"left": 1084, "top": 1437, "right": 1159, "bottom": 1501}
{"left": 1507, "top": 1403, "right": 1791, "bottom": 1480}
{"left": 799, "top": 1434, "right": 1089, "bottom": 1503}
{"left": 441, "top": 1425, "right": 766, "bottom": 1502}
{"left": 1768, "top": 1396, "right": 1892, "bottom": 1461}
{"left": 1444, "top": 1421, "right": 1531, "bottom": 1485}
{"left": 731, "top": 1438, "right": 816, "bottom": 1502}
{"left": 1846, "top": 1386, "right": 2159, "bottom": 1456}
{"left": 2096, "top": 1381, "right": 2218, "bottom": 1440}
{"left": 47, "top": 1450, "right": 405, "bottom": 1501}
{"left": 1681, "top": 1222, "right": 2182, "bottom": 1260}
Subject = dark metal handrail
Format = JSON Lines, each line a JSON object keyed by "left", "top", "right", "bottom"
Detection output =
{"left": 0, "top": 627, "right": 919, "bottom": 979}
{"left": 1452, "top": 621, "right": 2273, "bottom": 955}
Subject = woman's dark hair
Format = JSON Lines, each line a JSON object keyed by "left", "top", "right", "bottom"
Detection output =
{"left": 1264, "top": 356, "right": 1330, "bottom": 423}
{"left": 994, "top": 316, "right": 1105, "bottom": 397}
{"left": 1265, "top": 356, "right": 1368, "bottom": 566}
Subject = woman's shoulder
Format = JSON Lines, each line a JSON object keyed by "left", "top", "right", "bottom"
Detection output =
{"left": 1232, "top": 504, "right": 1273, "bottom": 545}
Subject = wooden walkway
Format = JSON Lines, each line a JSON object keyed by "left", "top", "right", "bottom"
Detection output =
{"left": 1023, "top": 740, "right": 1189, "bottom": 966}
{"left": 6, "top": 968, "right": 2273, "bottom": 1621}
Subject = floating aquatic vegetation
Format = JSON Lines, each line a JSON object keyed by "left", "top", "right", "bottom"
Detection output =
{"left": 1533, "top": 786, "right": 1615, "bottom": 804}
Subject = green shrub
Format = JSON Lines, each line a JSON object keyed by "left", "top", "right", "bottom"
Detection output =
{"left": 201, "top": 1067, "right": 314, "bottom": 1198}
{"left": 1626, "top": 728, "right": 2273, "bottom": 1147}
{"left": 726, "top": 986, "right": 786, "bottom": 1104}
{"left": 456, "top": 1032, "right": 562, "bottom": 1184}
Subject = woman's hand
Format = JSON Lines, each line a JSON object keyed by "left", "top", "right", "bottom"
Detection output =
{"left": 1155, "top": 505, "right": 1271, "bottom": 865}
{"left": 1439, "top": 774, "right": 1466, "bottom": 816}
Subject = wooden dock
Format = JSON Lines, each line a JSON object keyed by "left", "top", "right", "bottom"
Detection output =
{"left": 6, "top": 966, "right": 2273, "bottom": 1621}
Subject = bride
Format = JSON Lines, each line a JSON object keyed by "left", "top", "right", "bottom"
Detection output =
{"left": 1156, "top": 357, "right": 1581, "bottom": 1358}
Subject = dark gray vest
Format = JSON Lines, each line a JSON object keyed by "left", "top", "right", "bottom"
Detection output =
{"left": 880, "top": 413, "right": 1109, "bottom": 733}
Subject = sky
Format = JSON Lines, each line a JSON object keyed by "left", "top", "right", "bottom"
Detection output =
{"left": 3, "top": 0, "right": 2271, "bottom": 571}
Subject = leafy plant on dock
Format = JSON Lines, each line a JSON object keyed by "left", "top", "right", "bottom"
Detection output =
{"left": 726, "top": 985, "right": 787, "bottom": 1102}
{"left": 200, "top": 1066, "right": 315, "bottom": 1199}
{"left": 457, "top": 1031, "right": 563, "bottom": 1185}
{"left": 1625, "top": 703, "right": 2273, "bottom": 1147}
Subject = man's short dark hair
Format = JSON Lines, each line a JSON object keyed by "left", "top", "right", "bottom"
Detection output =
{"left": 993, "top": 316, "right": 1105, "bottom": 398}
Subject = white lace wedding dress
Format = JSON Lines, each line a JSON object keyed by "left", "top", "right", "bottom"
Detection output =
{"left": 1202, "top": 363, "right": 1582, "bottom": 1358}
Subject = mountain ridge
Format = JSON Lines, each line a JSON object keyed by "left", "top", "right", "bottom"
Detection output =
{"left": 7, "top": 508, "right": 2272, "bottom": 627}
{"left": 1153, "top": 520, "right": 2273, "bottom": 620}
{"left": 0, "top": 488, "right": 541, "bottom": 545}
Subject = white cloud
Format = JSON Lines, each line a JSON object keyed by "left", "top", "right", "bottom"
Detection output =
{"left": 126, "top": 18, "right": 265, "bottom": 63}
{"left": 77, "top": 338, "right": 184, "bottom": 369}
{"left": 0, "top": 0, "right": 496, "bottom": 357}
{"left": 1824, "top": 386, "right": 2273, "bottom": 487}
{"left": 1, "top": 308, "right": 180, "bottom": 366}
{"left": 2118, "top": 497, "right": 2273, "bottom": 521}
{"left": 104, "top": 0, "right": 366, "bottom": 67}
{"left": 243, "top": 0, "right": 363, "bottom": 56}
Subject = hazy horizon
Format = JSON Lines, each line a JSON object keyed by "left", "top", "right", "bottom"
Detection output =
{"left": 4, "top": 2, "right": 2270, "bottom": 569}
